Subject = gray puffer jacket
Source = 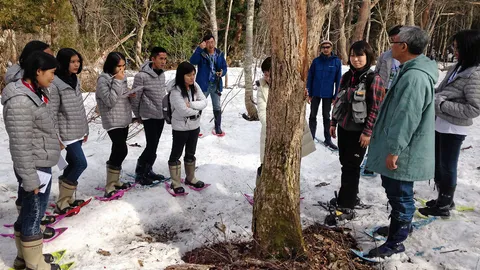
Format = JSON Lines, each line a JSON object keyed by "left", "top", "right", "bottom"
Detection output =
{"left": 4, "top": 64, "right": 23, "bottom": 84}
{"left": 49, "top": 76, "right": 89, "bottom": 141}
{"left": 96, "top": 73, "right": 132, "bottom": 130}
{"left": 375, "top": 50, "right": 393, "bottom": 87}
{"left": 435, "top": 65, "right": 480, "bottom": 126}
{"left": 1, "top": 81, "right": 61, "bottom": 192}
{"left": 131, "top": 62, "right": 166, "bottom": 119}
{"left": 168, "top": 81, "right": 207, "bottom": 131}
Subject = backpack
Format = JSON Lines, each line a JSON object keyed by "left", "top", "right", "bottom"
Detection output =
{"left": 162, "top": 92, "right": 172, "bottom": 124}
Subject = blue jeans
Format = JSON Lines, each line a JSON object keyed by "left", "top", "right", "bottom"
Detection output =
{"left": 63, "top": 140, "right": 87, "bottom": 184}
{"left": 381, "top": 175, "right": 415, "bottom": 223}
{"left": 204, "top": 82, "right": 221, "bottom": 111}
{"left": 15, "top": 167, "right": 52, "bottom": 239}
{"left": 435, "top": 131, "right": 465, "bottom": 188}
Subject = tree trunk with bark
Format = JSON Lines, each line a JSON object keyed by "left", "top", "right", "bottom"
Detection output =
{"left": 252, "top": 0, "right": 308, "bottom": 259}
{"left": 134, "top": 0, "right": 152, "bottom": 69}
{"left": 351, "top": 0, "right": 370, "bottom": 42}
{"left": 244, "top": 0, "right": 258, "bottom": 120}
{"left": 337, "top": 0, "right": 348, "bottom": 64}
{"left": 393, "top": 0, "right": 408, "bottom": 25}
{"left": 307, "top": 0, "right": 334, "bottom": 68}
{"left": 406, "top": 0, "right": 416, "bottom": 26}
{"left": 421, "top": 0, "right": 434, "bottom": 29}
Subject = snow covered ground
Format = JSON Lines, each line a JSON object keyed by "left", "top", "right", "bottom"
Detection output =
{"left": 1, "top": 66, "right": 479, "bottom": 270}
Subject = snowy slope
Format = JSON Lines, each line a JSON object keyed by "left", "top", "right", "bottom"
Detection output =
{"left": 0, "top": 67, "right": 479, "bottom": 270}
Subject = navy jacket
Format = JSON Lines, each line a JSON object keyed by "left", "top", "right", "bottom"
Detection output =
{"left": 189, "top": 47, "right": 228, "bottom": 93}
{"left": 307, "top": 53, "right": 342, "bottom": 98}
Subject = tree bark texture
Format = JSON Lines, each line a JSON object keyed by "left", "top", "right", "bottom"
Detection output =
{"left": 393, "top": 0, "right": 408, "bottom": 25}
{"left": 337, "top": 0, "right": 348, "bottom": 64}
{"left": 244, "top": 0, "right": 258, "bottom": 120}
{"left": 306, "top": 0, "right": 334, "bottom": 70}
{"left": 351, "top": 0, "right": 370, "bottom": 42}
{"left": 210, "top": 0, "right": 218, "bottom": 41}
{"left": 252, "top": 0, "right": 308, "bottom": 259}
{"left": 407, "top": 0, "right": 416, "bottom": 26}
{"left": 134, "top": 0, "right": 151, "bottom": 69}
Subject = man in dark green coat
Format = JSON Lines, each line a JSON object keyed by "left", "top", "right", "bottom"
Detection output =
{"left": 366, "top": 26, "right": 439, "bottom": 258}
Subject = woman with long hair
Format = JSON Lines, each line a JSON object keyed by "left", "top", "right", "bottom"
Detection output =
{"left": 329, "top": 41, "right": 385, "bottom": 219}
{"left": 5, "top": 40, "right": 53, "bottom": 84}
{"left": 167, "top": 61, "right": 208, "bottom": 195}
{"left": 2, "top": 51, "right": 61, "bottom": 270}
{"left": 419, "top": 30, "right": 480, "bottom": 217}
{"left": 49, "top": 48, "right": 89, "bottom": 214}
{"left": 96, "top": 52, "right": 134, "bottom": 198}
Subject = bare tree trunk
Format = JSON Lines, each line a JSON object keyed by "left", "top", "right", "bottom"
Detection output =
{"left": 307, "top": 1, "right": 334, "bottom": 67}
{"left": 134, "top": 0, "right": 152, "bottom": 69}
{"left": 407, "top": 0, "right": 416, "bottom": 26}
{"left": 244, "top": 0, "right": 258, "bottom": 120}
{"left": 467, "top": 6, "right": 474, "bottom": 29}
{"left": 253, "top": 0, "right": 308, "bottom": 259}
{"left": 352, "top": 0, "right": 370, "bottom": 42}
{"left": 224, "top": 0, "right": 234, "bottom": 88}
{"left": 337, "top": 0, "right": 348, "bottom": 64}
{"left": 93, "top": 28, "right": 136, "bottom": 68}
{"left": 326, "top": 7, "right": 333, "bottom": 41}
{"left": 393, "top": 0, "right": 408, "bottom": 26}
{"left": 366, "top": 10, "right": 371, "bottom": 43}
{"left": 421, "top": 0, "right": 434, "bottom": 29}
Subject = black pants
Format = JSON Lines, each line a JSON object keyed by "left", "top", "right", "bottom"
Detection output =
{"left": 337, "top": 126, "right": 367, "bottom": 208}
{"left": 168, "top": 127, "right": 200, "bottom": 163}
{"left": 138, "top": 119, "right": 165, "bottom": 165}
{"left": 107, "top": 127, "right": 129, "bottom": 168}
{"left": 309, "top": 97, "right": 332, "bottom": 142}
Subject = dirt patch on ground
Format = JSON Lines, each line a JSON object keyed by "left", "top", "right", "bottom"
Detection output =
{"left": 167, "top": 223, "right": 375, "bottom": 270}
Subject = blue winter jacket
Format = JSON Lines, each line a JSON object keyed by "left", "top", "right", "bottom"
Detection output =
{"left": 189, "top": 47, "right": 228, "bottom": 93}
{"left": 307, "top": 53, "right": 342, "bottom": 98}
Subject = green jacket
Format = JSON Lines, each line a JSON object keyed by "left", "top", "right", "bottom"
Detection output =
{"left": 366, "top": 55, "right": 438, "bottom": 181}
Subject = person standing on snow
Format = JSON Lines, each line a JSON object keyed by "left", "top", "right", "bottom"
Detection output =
{"left": 96, "top": 52, "right": 135, "bottom": 198}
{"left": 49, "top": 48, "right": 89, "bottom": 215}
{"left": 366, "top": 26, "right": 438, "bottom": 258}
{"left": 306, "top": 40, "right": 342, "bottom": 150}
{"left": 419, "top": 29, "right": 480, "bottom": 217}
{"left": 131, "top": 47, "right": 169, "bottom": 185}
{"left": 189, "top": 34, "right": 228, "bottom": 136}
{"left": 328, "top": 41, "right": 385, "bottom": 220}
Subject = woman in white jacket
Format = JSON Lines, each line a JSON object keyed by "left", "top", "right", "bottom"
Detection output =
{"left": 168, "top": 62, "right": 208, "bottom": 194}
{"left": 256, "top": 57, "right": 315, "bottom": 186}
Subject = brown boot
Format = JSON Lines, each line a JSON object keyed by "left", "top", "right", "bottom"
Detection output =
{"left": 168, "top": 161, "right": 185, "bottom": 194}
{"left": 21, "top": 238, "right": 59, "bottom": 270}
{"left": 13, "top": 230, "right": 24, "bottom": 269}
{"left": 184, "top": 160, "right": 205, "bottom": 188}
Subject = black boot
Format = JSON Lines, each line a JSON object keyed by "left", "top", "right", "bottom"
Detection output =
{"left": 419, "top": 186, "right": 455, "bottom": 217}
{"left": 213, "top": 110, "right": 224, "bottom": 135}
{"left": 145, "top": 155, "right": 166, "bottom": 181}
{"left": 425, "top": 183, "right": 456, "bottom": 210}
{"left": 368, "top": 218, "right": 410, "bottom": 258}
{"left": 134, "top": 160, "right": 153, "bottom": 185}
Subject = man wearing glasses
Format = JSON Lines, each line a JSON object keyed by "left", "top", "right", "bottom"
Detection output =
{"left": 366, "top": 26, "right": 438, "bottom": 258}
{"left": 307, "top": 40, "right": 342, "bottom": 150}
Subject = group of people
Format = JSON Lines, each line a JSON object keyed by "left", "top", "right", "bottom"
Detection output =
{"left": 296, "top": 26, "right": 480, "bottom": 258}
{"left": 2, "top": 23, "right": 480, "bottom": 268}
{"left": 2, "top": 34, "right": 227, "bottom": 269}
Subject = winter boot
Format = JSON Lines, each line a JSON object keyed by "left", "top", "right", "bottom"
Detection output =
{"left": 213, "top": 110, "right": 225, "bottom": 136}
{"left": 324, "top": 207, "right": 355, "bottom": 226}
{"left": 41, "top": 215, "right": 56, "bottom": 226}
{"left": 184, "top": 159, "right": 205, "bottom": 188}
{"left": 21, "top": 238, "right": 60, "bottom": 270}
{"left": 134, "top": 160, "right": 154, "bottom": 185}
{"left": 13, "top": 230, "right": 54, "bottom": 270}
{"left": 367, "top": 218, "right": 410, "bottom": 258}
{"left": 419, "top": 186, "right": 456, "bottom": 217}
{"left": 55, "top": 179, "right": 84, "bottom": 215}
{"left": 42, "top": 226, "right": 56, "bottom": 240}
{"left": 168, "top": 161, "right": 185, "bottom": 194}
{"left": 255, "top": 165, "right": 263, "bottom": 187}
{"left": 145, "top": 154, "right": 166, "bottom": 181}
{"left": 323, "top": 140, "right": 338, "bottom": 150}
{"left": 424, "top": 183, "right": 456, "bottom": 210}
{"left": 104, "top": 163, "right": 130, "bottom": 198}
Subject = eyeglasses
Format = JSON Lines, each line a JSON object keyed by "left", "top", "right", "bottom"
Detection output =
{"left": 321, "top": 46, "right": 332, "bottom": 49}
{"left": 391, "top": 41, "right": 406, "bottom": 45}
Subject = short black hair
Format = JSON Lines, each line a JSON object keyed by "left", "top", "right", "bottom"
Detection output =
{"left": 23, "top": 51, "right": 58, "bottom": 88}
{"left": 348, "top": 40, "right": 375, "bottom": 70}
{"left": 56, "top": 48, "right": 83, "bottom": 76}
{"left": 388, "top": 25, "right": 403, "bottom": 37}
{"left": 202, "top": 34, "right": 215, "bottom": 42}
{"left": 175, "top": 61, "right": 197, "bottom": 97}
{"left": 261, "top": 57, "right": 271, "bottom": 72}
{"left": 452, "top": 30, "right": 480, "bottom": 72}
{"left": 103, "top": 52, "right": 126, "bottom": 75}
{"left": 19, "top": 41, "right": 50, "bottom": 69}
{"left": 150, "top": 47, "right": 167, "bottom": 59}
